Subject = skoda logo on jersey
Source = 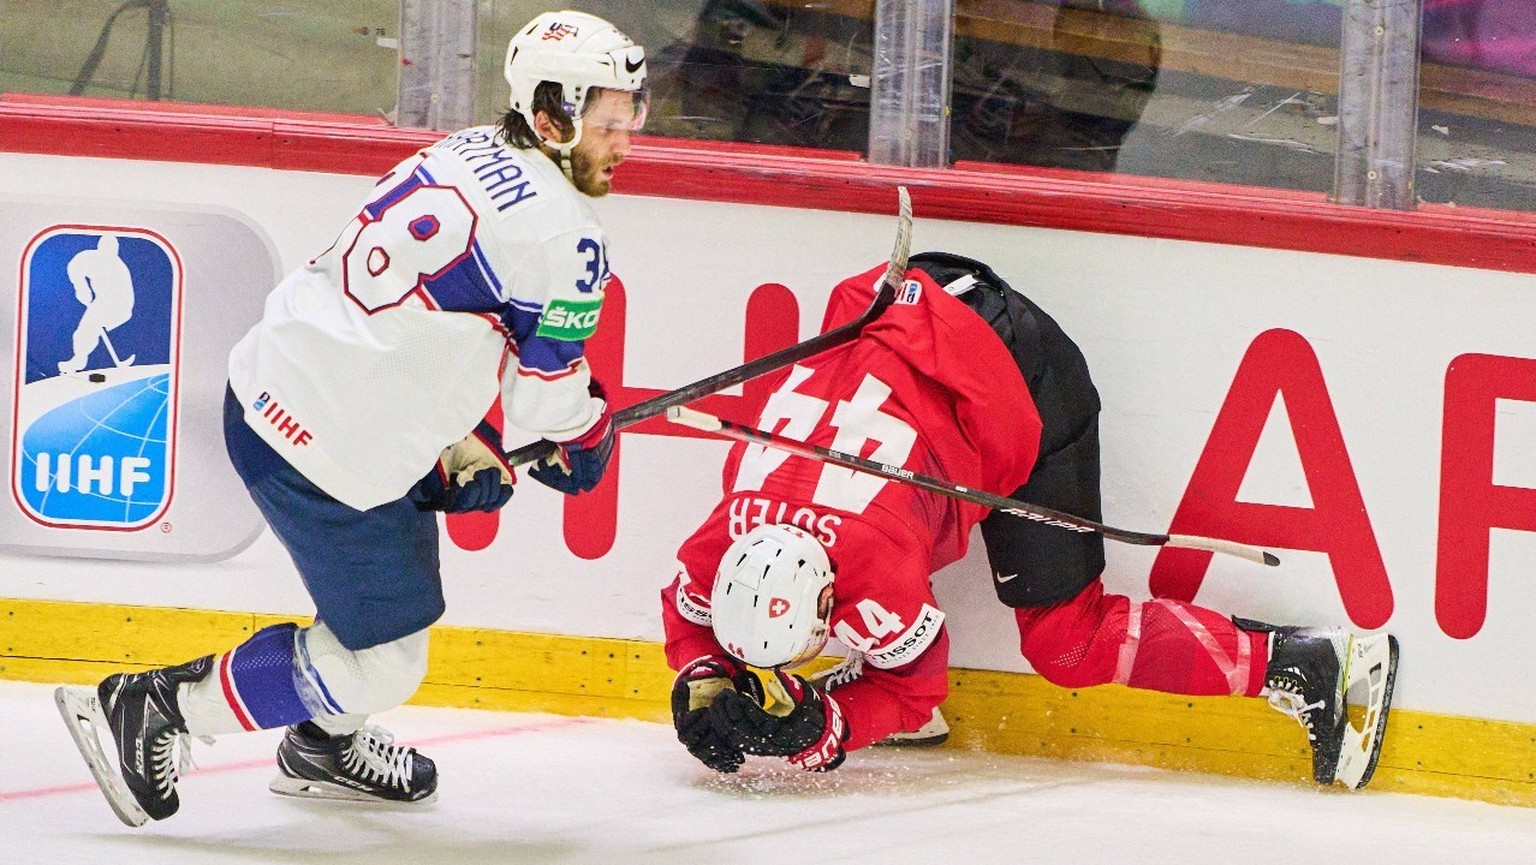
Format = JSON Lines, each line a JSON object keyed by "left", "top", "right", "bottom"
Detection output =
{"left": 12, "top": 227, "right": 182, "bottom": 530}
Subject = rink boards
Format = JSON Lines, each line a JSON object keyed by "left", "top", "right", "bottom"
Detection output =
{"left": 1, "top": 96, "right": 1535, "bottom": 806}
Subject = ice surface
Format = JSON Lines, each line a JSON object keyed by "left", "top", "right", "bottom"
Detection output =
{"left": 4, "top": 680, "right": 1534, "bottom": 864}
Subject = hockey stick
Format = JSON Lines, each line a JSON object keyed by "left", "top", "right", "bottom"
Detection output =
{"left": 99, "top": 326, "right": 135, "bottom": 367}
{"left": 504, "top": 186, "right": 914, "bottom": 468}
{"left": 666, "top": 406, "right": 1281, "bottom": 567}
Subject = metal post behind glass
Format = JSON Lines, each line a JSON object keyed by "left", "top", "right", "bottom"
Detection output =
{"left": 397, "top": 0, "right": 477, "bottom": 131}
{"left": 869, "top": 0, "right": 954, "bottom": 168}
{"left": 1335, "top": 0, "right": 1425, "bottom": 210}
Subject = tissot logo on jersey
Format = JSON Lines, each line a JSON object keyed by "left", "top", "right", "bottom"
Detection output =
{"left": 864, "top": 604, "right": 945, "bottom": 669}
{"left": 12, "top": 226, "right": 182, "bottom": 530}
{"left": 674, "top": 571, "right": 713, "bottom": 626}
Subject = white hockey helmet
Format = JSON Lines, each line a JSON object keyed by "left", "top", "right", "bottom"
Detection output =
{"left": 711, "top": 523, "right": 835, "bottom": 670}
{"left": 503, "top": 10, "right": 648, "bottom": 149}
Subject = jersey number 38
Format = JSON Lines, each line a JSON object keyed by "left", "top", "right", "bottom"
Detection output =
{"left": 340, "top": 184, "right": 478, "bottom": 313}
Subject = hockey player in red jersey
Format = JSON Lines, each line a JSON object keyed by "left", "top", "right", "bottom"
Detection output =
{"left": 662, "top": 252, "right": 1397, "bottom": 787}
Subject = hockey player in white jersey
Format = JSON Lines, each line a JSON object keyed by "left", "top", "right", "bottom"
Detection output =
{"left": 55, "top": 10, "right": 647, "bottom": 827}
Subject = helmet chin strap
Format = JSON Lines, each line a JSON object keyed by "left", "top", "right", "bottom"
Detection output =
{"left": 542, "top": 120, "right": 585, "bottom": 185}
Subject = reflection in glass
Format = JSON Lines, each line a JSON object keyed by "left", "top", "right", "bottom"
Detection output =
{"left": 5, "top": 1, "right": 1536, "bottom": 212}
{"left": 1, "top": 0, "right": 400, "bottom": 115}
{"left": 645, "top": 0, "right": 875, "bottom": 151}
{"left": 1417, "top": 0, "right": 1536, "bottom": 210}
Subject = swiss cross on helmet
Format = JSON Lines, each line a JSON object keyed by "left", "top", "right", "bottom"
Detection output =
{"left": 503, "top": 10, "right": 648, "bottom": 152}
{"left": 711, "top": 523, "right": 835, "bottom": 670}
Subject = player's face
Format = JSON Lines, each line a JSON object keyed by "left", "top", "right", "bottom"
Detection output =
{"left": 568, "top": 88, "right": 645, "bottom": 197}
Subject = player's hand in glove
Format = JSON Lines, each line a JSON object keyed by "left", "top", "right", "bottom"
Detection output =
{"left": 712, "top": 668, "right": 850, "bottom": 772}
{"left": 671, "top": 655, "right": 763, "bottom": 773}
{"left": 410, "top": 420, "right": 515, "bottom": 513}
{"left": 528, "top": 380, "right": 614, "bottom": 495}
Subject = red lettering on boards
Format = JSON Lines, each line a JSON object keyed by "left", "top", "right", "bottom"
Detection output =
{"left": 1149, "top": 328, "right": 1394, "bottom": 629}
{"left": 1436, "top": 353, "right": 1536, "bottom": 638}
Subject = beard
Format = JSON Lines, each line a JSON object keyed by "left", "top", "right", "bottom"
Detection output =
{"left": 568, "top": 145, "right": 614, "bottom": 198}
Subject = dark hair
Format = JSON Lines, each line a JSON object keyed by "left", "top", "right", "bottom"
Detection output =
{"left": 497, "top": 81, "right": 575, "bottom": 148}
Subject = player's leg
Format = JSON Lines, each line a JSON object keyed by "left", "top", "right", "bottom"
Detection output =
{"left": 1011, "top": 580, "right": 1269, "bottom": 696}
{"left": 219, "top": 385, "right": 443, "bottom": 803}
{"left": 58, "top": 387, "right": 444, "bottom": 824}
{"left": 59, "top": 304, "right": 104, "bottom": 373}
{"left": 983, "top": 405, "right": 1271, "bottom": 696}
{"left": 987, "top": 413, "right": 1394, "bottom": 786}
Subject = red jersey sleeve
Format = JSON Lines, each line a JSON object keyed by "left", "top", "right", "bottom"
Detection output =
{"left": 660, "top": 509, "right": 733, "bottom": 671}
{"left": 815, "top": 520, "right": 950, "bottom": 750}
{"left": 825, "top": 629, "right": 949, "bottom": 752}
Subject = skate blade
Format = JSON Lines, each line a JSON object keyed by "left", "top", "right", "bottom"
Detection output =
{"left": 268, "top": 774, "right": 439, "bottom": 806}
{"left": 874, "top": 707, "right": 950, "bottom": 747}
{"left": 1334, "top": 634, "right": 1399, "bottom": 790}
{"left": 53, "top": 686, "right": 150, "bottom": 828}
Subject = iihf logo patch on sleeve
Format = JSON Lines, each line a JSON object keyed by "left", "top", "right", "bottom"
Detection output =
{"left": 11, "top": 226, "right": 183, "bottom": 530}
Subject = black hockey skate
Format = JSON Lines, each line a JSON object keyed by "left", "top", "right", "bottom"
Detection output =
{"left": 55, "top": 656, "right": 213, "bottom": 827}
{"left": 271, "top": 721, "right": 438, "bottom": 804}
{"left": 1240, "top": 619, "right": 1399, "bottom": 789}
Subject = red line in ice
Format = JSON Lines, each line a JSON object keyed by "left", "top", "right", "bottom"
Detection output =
{"left": 0, "top": 716, "right": 597, "bottom": 803}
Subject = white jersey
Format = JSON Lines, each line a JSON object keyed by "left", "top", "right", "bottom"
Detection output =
{"left": 228, "top": 125, "right": 610, "bottom": 511}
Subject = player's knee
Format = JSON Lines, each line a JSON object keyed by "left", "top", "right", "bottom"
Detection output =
{"left": 302, "top": 623, "right": 429, "bottom": 715}
{"left": 1018, "top": 625, "right": 1099, "bottom": 687}
{"left": 1013, "top": 583, "right": 1124, "bottom": 689}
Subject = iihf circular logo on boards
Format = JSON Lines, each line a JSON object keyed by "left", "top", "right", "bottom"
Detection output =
{"left": 12, "top": 225, "right": 183, "bottom": 530}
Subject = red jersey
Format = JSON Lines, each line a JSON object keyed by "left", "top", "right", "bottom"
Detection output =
{"left": 662, "top": 262, "right": 1042, "bottom": 751}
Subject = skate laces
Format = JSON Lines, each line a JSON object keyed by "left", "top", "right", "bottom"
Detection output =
{"left": 1266, "top": 682, "right": 1326, "bottom": 741}
{"left": 342, "top": 726, "right": 416, "bottom": 791}
{"left": 148, "top": 731, "right": 208, "bottom": 798}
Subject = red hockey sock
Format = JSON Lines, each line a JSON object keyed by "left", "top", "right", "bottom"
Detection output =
{"left": 1015, "top": 580, "right": 1268, "bottom": 697}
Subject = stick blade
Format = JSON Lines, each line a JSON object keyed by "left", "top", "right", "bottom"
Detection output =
{"left": 1165, "top": 534, "right": 1280, "bottom": 566}
{"left": 882, "top": 186, "right": 913, "bottom": 292}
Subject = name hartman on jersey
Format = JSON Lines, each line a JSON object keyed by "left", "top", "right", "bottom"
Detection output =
{"left": 438, "top": 130, "right": 540, "bottom": 212}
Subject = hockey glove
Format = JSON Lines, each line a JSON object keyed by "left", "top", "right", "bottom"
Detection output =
{"left": 528, "top": 381, "right": 614, "bottom": 496}
{"left": 410, "top": 420, "right": 515, "bottom": 513}
{"left": 712, "top": 669, "right": 850, "bottom": 772}
{"left": 670, "top": 655, "right": 763, "bottom": 773}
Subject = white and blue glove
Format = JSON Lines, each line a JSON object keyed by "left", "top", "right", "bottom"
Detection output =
{"left": 410, "top": 420, "right": 515, "bottom": 513}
